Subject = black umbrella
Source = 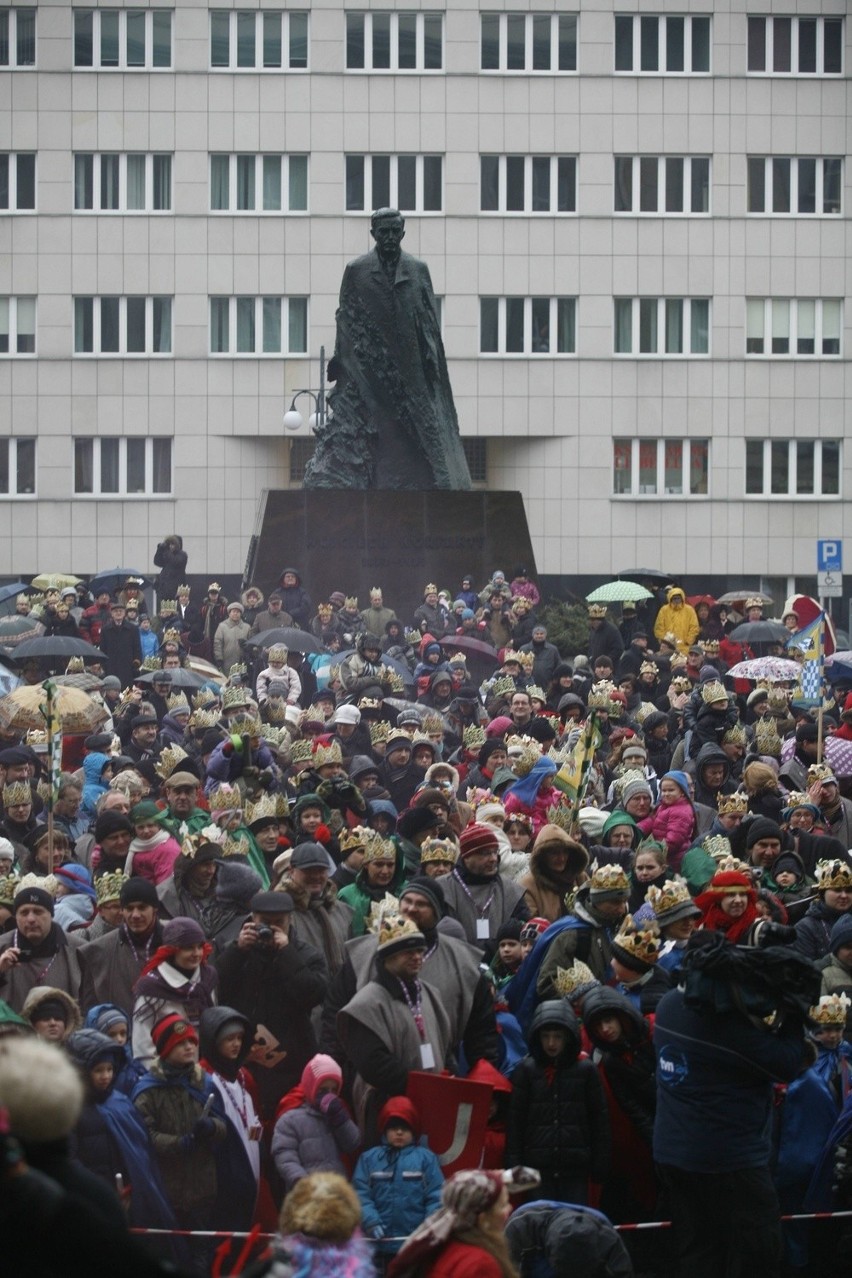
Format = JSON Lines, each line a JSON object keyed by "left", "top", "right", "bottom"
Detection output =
{"left": 729, "top": 621, "right": 790, "bottom": 644}
{"left": 438, "top": 635, "right": 500, "bottom": 665}
{"left": 11, "top": 636, "right": 104, "bottom": 662}
{"left": 244, "top": 627, "right": 322, "bottom": 654}
{"left": 137, "top": 667, "right": 206, "bottom": 689}
{"left": 88, "top": 568, "right": 153, "bottom": 596}
{"left": 616, "top": 568, "right": 679, "bottom": 582}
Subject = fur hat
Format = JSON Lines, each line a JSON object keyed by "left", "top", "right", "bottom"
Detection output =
{"left": 0, "top": 1037, "right": 83, "bottom": 1141}
{"left": 280, "top": 1173, "right": 362, "bottom": 1245}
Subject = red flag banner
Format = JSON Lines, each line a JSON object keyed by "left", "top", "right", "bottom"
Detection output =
{"left": 406, "top": 1072, "right": 494, "bottom": 1177}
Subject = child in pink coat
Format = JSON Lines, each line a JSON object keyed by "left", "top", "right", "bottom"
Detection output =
{"left": 125, "top": 800, "right": 182, "bottom": 885}
{"left": 636, "top": 770, "right": 696, "bottom": 871}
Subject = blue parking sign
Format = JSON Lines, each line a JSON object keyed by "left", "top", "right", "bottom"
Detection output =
{"left": 817, "top": 540, "right": 842, "bottom": 573}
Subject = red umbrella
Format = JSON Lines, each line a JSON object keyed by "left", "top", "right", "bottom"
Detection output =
{"left": 687, "top": 594, "right": 716, "bottom": 609}
{"left": 438, "top": 635, "right": 500, "bottom": 667}
{"left": 783, "top": 595, "right": 836, "bottom": 657}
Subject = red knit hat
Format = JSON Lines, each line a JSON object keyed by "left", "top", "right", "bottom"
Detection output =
{"left": 459, "top": 823, "right": 500, "bottom": 859}
{"left": 151, "top": 1013, "right": 198, "bottom": 1059}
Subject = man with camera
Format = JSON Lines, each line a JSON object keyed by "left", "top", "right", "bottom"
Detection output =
{"left": 0, "top": 884, "right": 84, "bottom": 1011}
{"left": 215, "top": 890, "right": 328, "bottom": 1118}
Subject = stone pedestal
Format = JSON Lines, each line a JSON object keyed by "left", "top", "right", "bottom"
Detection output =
{"left": 245, "top": 489, "right": 537, "bottom": 620}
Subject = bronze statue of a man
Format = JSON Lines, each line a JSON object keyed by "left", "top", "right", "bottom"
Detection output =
{"left": 304, "top": 209, "right": 472, "bottom": 490}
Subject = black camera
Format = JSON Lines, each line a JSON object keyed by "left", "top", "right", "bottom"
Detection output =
{"left": 255, "top": 925, "right": 274, "bottom": 947}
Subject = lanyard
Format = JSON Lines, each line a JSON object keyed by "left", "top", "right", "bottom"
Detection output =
{"left": 452, "top": 868, "right": 496, "bottom": 919}
{"left": 397, "top": 977, "right": 426, "bottom": 1041}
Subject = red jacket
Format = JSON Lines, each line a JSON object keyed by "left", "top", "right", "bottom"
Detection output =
{"left": 424, "top": 1240, "right": 503, "bottom": 1278}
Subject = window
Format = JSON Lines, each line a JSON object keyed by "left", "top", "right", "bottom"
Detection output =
{"left": 209, "top": 297, "right": 308, "bottom": 355}
{"left": 480, "top": 13, "right": 577, "bottom": 72}
{"left": 613, "top": 439, "right": 709, "bottom": 497}
{"left": 744, "top": 440, "right": 841, "bottom": 497}
{"left": 346, "top": 12, "right": 443, "bottom": 70}
{"left": 345, "top": 155, "right": 443, "bottom": 213}
{"left": 210, "top": 10, "right": 308, "bottom": 69}
{"left": 747, "top": 16, "right": 842, "bottom": 75}
{"left": 74, "top": 9, "right": 172, "bottom": 69}
{"left": 0, "top": 439, "right": 36, "bottom": 495}
{"left": 614, "top": 14, "right": 710, "bottom": 73}
{"left": 462, "top": 438, "right": 488, "bottom": 484}
{"left": 0, "top": 153, "right": 35, "bottom": 210}
{"left": 480, "top": 155, "right": 576, "bottom": 213}
{"left": 614, "top": 299, "right": 710, "bottom": 355}
{"left": 479, "top": 297, "right": 576, "bottom": 355}
{"left": 209, "top": 155, "right": 308, "bottom": 212}
{"left": 747, "top": 157, "right": 842, "bottom": 215}
{"left": 73, "top": 154, "right": 172, "bottom": 213}
{"left": 73, "top": 297, "right": 172, "bottom": 355}
{"left": 745, "top": 299, "right": 842, "bottom": 357}
{"left": 613, "top": 156, "right": 709, "bottom": 214}
{"left": 73, "top": 438, "right": 173, "bottom": 496}
{"left": 0, "top": 8, "right": 36, "bottom": 66}
{"left": 0, "top": 297, "right": 36, "bottom": 354}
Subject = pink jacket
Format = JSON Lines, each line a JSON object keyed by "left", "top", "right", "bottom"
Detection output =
{"left": 504, "top": 784, "right": 562, "bottom": 836}
{"left": 125, "top": 831, "right": 182, "bottom": 885}
{"left": 637, "top": 798, "right": 695, "bottom": 869}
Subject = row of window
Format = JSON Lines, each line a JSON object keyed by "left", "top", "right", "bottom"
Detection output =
{"left": 0, "top": 434, "right": 841, "bottom": 501}
{"left": 613, "top": 438, "right": 841, "bottom": 499}
{"left": 2, "top": 9, "right": 846, "bottom": 75}
{"left": 4, "top": 152, "right": 845, "bottom": 217}
{"left": 2, "top": 296, "right": 844, "bottom": 360}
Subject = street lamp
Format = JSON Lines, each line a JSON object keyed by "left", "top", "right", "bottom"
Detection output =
{"left": 283, "top": 344, "right": 327, "bottom": 432}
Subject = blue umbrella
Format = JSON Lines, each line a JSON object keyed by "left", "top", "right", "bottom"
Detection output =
{"left": 0, "top": 582, "right": 30, "bottom": 616}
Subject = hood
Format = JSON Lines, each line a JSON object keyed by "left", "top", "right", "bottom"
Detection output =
{"left": 65, "top": 1028, "right": 124, "bottom": 1073}
{"left": 385, "top": 619, "right": 405, "bottom": 636}
{"left": 530, "top": 825, "right": 589, "bottom": 877}
{"left": 292, "top": 792, "right": 332, "bottom": 823}
{"left": 378, "top": 1095, "right": 421, "bottom": 1139}
{"left": 356, "top": 631, "right": 382, "bottom": 657}
{"left": 83, "top": 752, "right": 112, "bottom": 784}
{"left": 528, "top": 999, "right": 581, "bottom": 1064}
{"left": 580, "top": 986, "right": 647, "bottom": 1046}
{"left": 429, "top": 668, "right": 452, "bottom": 692}
{"left": 349, "top": 755, "right": 379, "bottom": 784}
{"left": 425, "top": 762, "right": 461, "bottom": 792}
{"left": 466, "top": 1057, "right": 512, "bottom": 1094}
{"left": 418, "top": 633, "right": 438, "bottom": 658}
{"left": 694, "top": 742, "right": 732, "bottom": 781}
{"left": 84, "top": 1003, "right": 130, "bottom": 1036}
{"left": 241, "top": 588, "right": 264, "bottom": 608}
{"left": 199, "top": 1006, "right": 254, "bottom": 1072}
{"left": 367, "top": 798, "right": 399, "bottom": 823}
{"left": 666, "top": 588, "right": 686, "bottom": 603}
{"left": 21, "top": 985, "right": 82, "bottom": 1034}
{"left": 279, "top": 567, "right": 301, "bottom": 586}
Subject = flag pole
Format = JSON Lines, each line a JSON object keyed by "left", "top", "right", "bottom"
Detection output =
{"left": 816, "top": 614, "right": 826, "bottom": 765}
{"left": 41, "top": 679, "right": 59, "bottom": 874}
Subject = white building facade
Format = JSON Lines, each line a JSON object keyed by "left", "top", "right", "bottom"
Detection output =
{"left": 0, "top": 0, "right": 849, "bottom": 592}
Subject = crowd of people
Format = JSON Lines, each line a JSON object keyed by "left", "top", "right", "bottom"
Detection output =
{"left": 1, "top": 560, "right": 852, "bottom": 1278}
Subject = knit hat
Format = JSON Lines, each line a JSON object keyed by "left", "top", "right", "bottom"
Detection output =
{"left": 333, "top": 704, "right": 361, "bottom": 726}
{"left": 495, "top": 919, "right": 523, "bottom": 943}
{"left": 771, "top": 852, "right": 805, "bottom": 880}
{"left": 130, "top": 800, "right": 161, "bottom": 825}
{"left": 300, "top": 1054, "right": 343, "bottom": 1106}
{"left": 14, "top": 884, "right": 54, "bottom": 914}
{"left": 399, "top": 876, "right": 445, "bottom": 919}
{"left": 745, "top": 818, "right": 783, "bottom": 850}
{"left": 662, "top": 770, "right": 691, "bottom": 798}
{"left": 162, "top": 916, "right": 206, "bottom": 948}
{"left": 621, "top": 776, "right": 653, "bottom": 805}
{"left": 215, "top": 861, "right": 263, "bottom": 906}
{"left": 151, "top": 1013, "right": 198, "bottom": 1059}
{"left": 577, "top": 807, "right": 607, "bottom": 839}
{"left": 119, "top": 876, "right": 159, "bottom": 908}
{"left": 91, "top": 1006, "right": 129, "bottom": 1036}
{"left": 829, "top": 913, "right": 852, "bottom": 955}
{"left": 94, "top": 812, "right": 133, "bottom": 844}
{"left": 53, "top": 863, "right": 96, "bottom": 901}
{"left": 458, "top": 823, "right": 500, "bottom": 859}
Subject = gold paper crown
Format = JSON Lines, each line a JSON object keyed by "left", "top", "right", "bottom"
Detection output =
{"left": 587, "top": 603, "right": 607, "bottom": 619}
{"left": 357, "top": 697, "right": 383, "bottom": 711}
{"left": 208, "top": 582, "right": 222, "bottom": 592}
{"left": 809, "top": 993, "right": 851, "bottom": 1026}
{"left": 268, "top": 645, "right": 288, "bottom": 662}
{"left": 96, "top": 870, "right": 128, "bottom": 905}
{"left": 140, "top": 656, "right": 163, "bottom": 671}
{"left": 0, "top": 873, "right": 21, "bottom": 907}
{"left": 553, "top": 960, "right": 597, "bottom": 997}
{"left": 16, "top": 872, "right": 59, "bottom": 898}
{"left": 717, "top": 791, "right": 748, "bottom": 815}
{"left": 488, "top": 675, "right": 517, "bottom": 701}
{"left": 702, "top": 833, "right": 733, "bottom": 859}
{"left": 423, "top": 584, "right": 437, "bottom": 596}
{"left": 784, "top": 791, "right": 811, "bottom": 811}
{"left": 289, "top": 739, "right": 315, "bottom": 763}
{"left": 754, "top": 718, "right": 782, "bottom": 756}
{"left": 701, "top": 681, "right": 728, "bottom": 705}
{"left": 634, "top": 702, "right": 659, "bottom": 725}
{"left": 526, "top": 684, "right": 546, "bottom": 703}
{"left": 612, "top": 914, "right": 662, "bottom": 964}
{"left": 154, "top": 744, "right": 189, "bottom": 781}
{"left": 378, "top": 665, "right": 405, "bottom": 693}
{"left": 587, "top": 680, "right": 621, "bottom": 715}
{"left": 313, "top": 740, "right": 343, "bottom": 767}
{"left": 35, "top": 779, "right": 51, "bottom": 805}
{"left": 189, "top": 708, "right": 221, "bottom": 731}
{"left": 228, "top": 663, "right": 248, "bottom": 681}
{"left": 385, "top": 730, "right": 414, "bottom": 752}
{"left": 177, "top": 584, "right": 190, "bottom": 594}
{"left": 362, "top": 834, "right": 396, "bottom": 864}
{"left": 166, "top": 693, "right": 190, "bottom": 714}
{"left": 65, "top": 656, "right": 85, "bottom": 674}
{"left": 815, "top": 859, "right": 852, "bottom": 891}
{"left": 661, "top": 631, "right": 680, "bottom": 648}
{"left": 16, "top": 592, "right": 29, "bottom": 606}
{"left": 159, "top": 600, "right": 177, "bottom": 613}
{"left": 317, "top": 603, "right": 334, "bottom": 619}
{"left": 409, "top": 730, "right": 435, "bottom": 750}
{"left": 365, "top": 893, "right": 401, "bottom": 934}
{"left": 421, "top": 712, "right": 444, "bottom": 736}
{"left": 516, "top": 652, "right": 535, "bottom": 674}
{"left": 376, "top": 911, "right": 422, "bottom": 949}
{"left": 645, "top": 879, "right": 695, "bottom": 918}
{"left": 25, "top": 729, "right": 47, "bottom": 747}
{"left": 369, "top": 720, "right": 390, "bottom": 744}
{"left": 180, "top": 824, "right": 228, "bottom": 859}
{"left": 715, "top": 854, "right": 752, "bottom": 875}
{"left": 162, "top": 628, "right": 181, "bottom": 646}
{"left": 447, "top": 653, "right": 468, "bottom": 667}
{"left": 419, "top": 836, "right": 459, "bottom": 866}
{"left": 669, "top": 676, "right": 691, "bottom": 694}
{"left": 745, "top": 597, "right": 764, "bottom": 610}
{"left": 2, "top": 782, "right": 31, "bottom": 807}
{"left": 588, "top": 861, "right": 630, "bottom": 893}
{"left": 807, "top": 763, "right": 836, "bottom": 786}
{"left": 258, "top": 723, "right": 287, "bottom": 746}
{"left": 370, "top": 587, "right": 382, "bottom": 599}
{"left": 338, "top": 825, "right": 373, "bottom": 853}
{"left": 471, "top": 790, "right": 505, "bottom": 817}
{"left": 545, "top": 804, "right": 579, "bottom": 836}
{"left": 703, "top": 638, "right": 721, "bottom": 653}
{"left": 343, "top": 596, "right": 358, "bottom": 609}
{"left": 463, "top": 725, "right": 487, "bottom": 750}
{"left": 506, "top": 735, "right": 543, "bottom": 778}
{"left": 193, "top": 688, "right": 219, "bottom": 710}
{"left": 208, "top": 782, "right": 243, "bottom": 812}
{"left": 640, "top": 661, "right": 659, "bottom": 677}
{"left": 228, "top": 715, "right": 262, "bottom": 737}
{"left": 222, "top": 832, "right": 250, "bottom": 859}
{"left": 766, "top": 687, "right": 790, "bottom": 712}
{"left": 613, "top": 767, "right": 646, "bottom": 801}
{"left": 722, "top": 723, "right": 748, "bottom": 746}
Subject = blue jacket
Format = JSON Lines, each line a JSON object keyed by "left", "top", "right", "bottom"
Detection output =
{"left": 352, "top": 1133, "right": 443, "bottom": 1253}
{"left": 653, "top": 986, "right": 808, "bottom": 1172}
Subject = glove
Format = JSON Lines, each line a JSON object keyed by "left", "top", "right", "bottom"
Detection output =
{"left": 318, "top": 1093, "right": 348, "bottom": 1127}
{"left": 193, "top": 1116, "right": 216, "bottom": 1142}
{"left": 371, "top": 1225, "right": 386, "bottom": 1240}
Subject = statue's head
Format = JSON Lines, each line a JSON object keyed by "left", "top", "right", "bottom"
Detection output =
{"left": 371, "top": 208, "right": 405, "bottom": 255}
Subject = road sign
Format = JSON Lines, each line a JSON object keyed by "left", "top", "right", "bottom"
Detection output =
{"left": 818, "top": 570, "right": 843, "bottom": 598}
{"left": 817, "top": 540, "right": 842, "bottom": 573}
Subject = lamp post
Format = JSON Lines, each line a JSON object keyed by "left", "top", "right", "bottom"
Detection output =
{"left": 283, "top": 344, "right": 327, "bottom": 432}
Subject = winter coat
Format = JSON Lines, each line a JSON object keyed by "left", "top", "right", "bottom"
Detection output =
{"left": 517, "top": 824, "right": 588, "bottom": 923}
{"left": 353, "top": 1098, "right": 444, "bottom": 1253}
{"left": 99, "top": 621, "right": 142, "bottom": 690}
{"left": 505, "top": 1200, "right": 634, "bottom": 1278}
{"left": 153, "top": 537, "right": 188, "bottom": 600}
{"left": 125, "top": 830, "right": 182, "bottom": 885}
{"left": 520, "top": 639, "right": 561, "bottom": 689}
{"left": 690, "top": 742, "right": 735, "bottom": 808}
{"left": 581, "top": 987, "right": 656, "bottom": 1144}
{"left": 213, "top": 617, "right": 251, "bottom": 671}
{"left": 637, "top": 797, "right": 695, "bottom": 868}
{"left": 0, "top": 925, "right": 84, "bottom": 1011}
{"left": 271, "top": 1094, "right": 361, "bottom": 1191}
{"left": 275, "top": 875, "right": 354, "bottom": 977}
{"left": 653, "top": 591, "right": 699, "bottom": 654}
{"left": 277, "top": 570, "right": 312, "bottom": 629}
{"left": 532, "top": 887, "right": 623, "bottom": 998}
{"left": 81, "top": 751, "right": 112, "bottom": 818}
{"left": 132, "top": 1061, "right": 226, "bottom": 1215}
{"left": 338, "top": 858, "right": 408, "bottom": 937}
{"left": 132, "top": 957, "right": 218, "bottom": 1062}
{"left": 437, "top": 867, "right": 530, "bottom": 954}
{"left": 419, "top": 1239, "right": 503, "bottom": 1278}
{"left": 795, "top": 898, "right": 850, "bottom": 962}
{"left": 79, "top": 923, "right": 164, "bottom": 1016}
{"left": 256, "top": 664, "right": 302, "bottom": 705}
{"left": 506, "top": 1001, "right": 610, "bottom": 1190}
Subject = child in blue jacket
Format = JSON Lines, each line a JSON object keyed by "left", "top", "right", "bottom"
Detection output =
{"left": 352, "top": 1096, "right": 443, "bottom": 1257}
